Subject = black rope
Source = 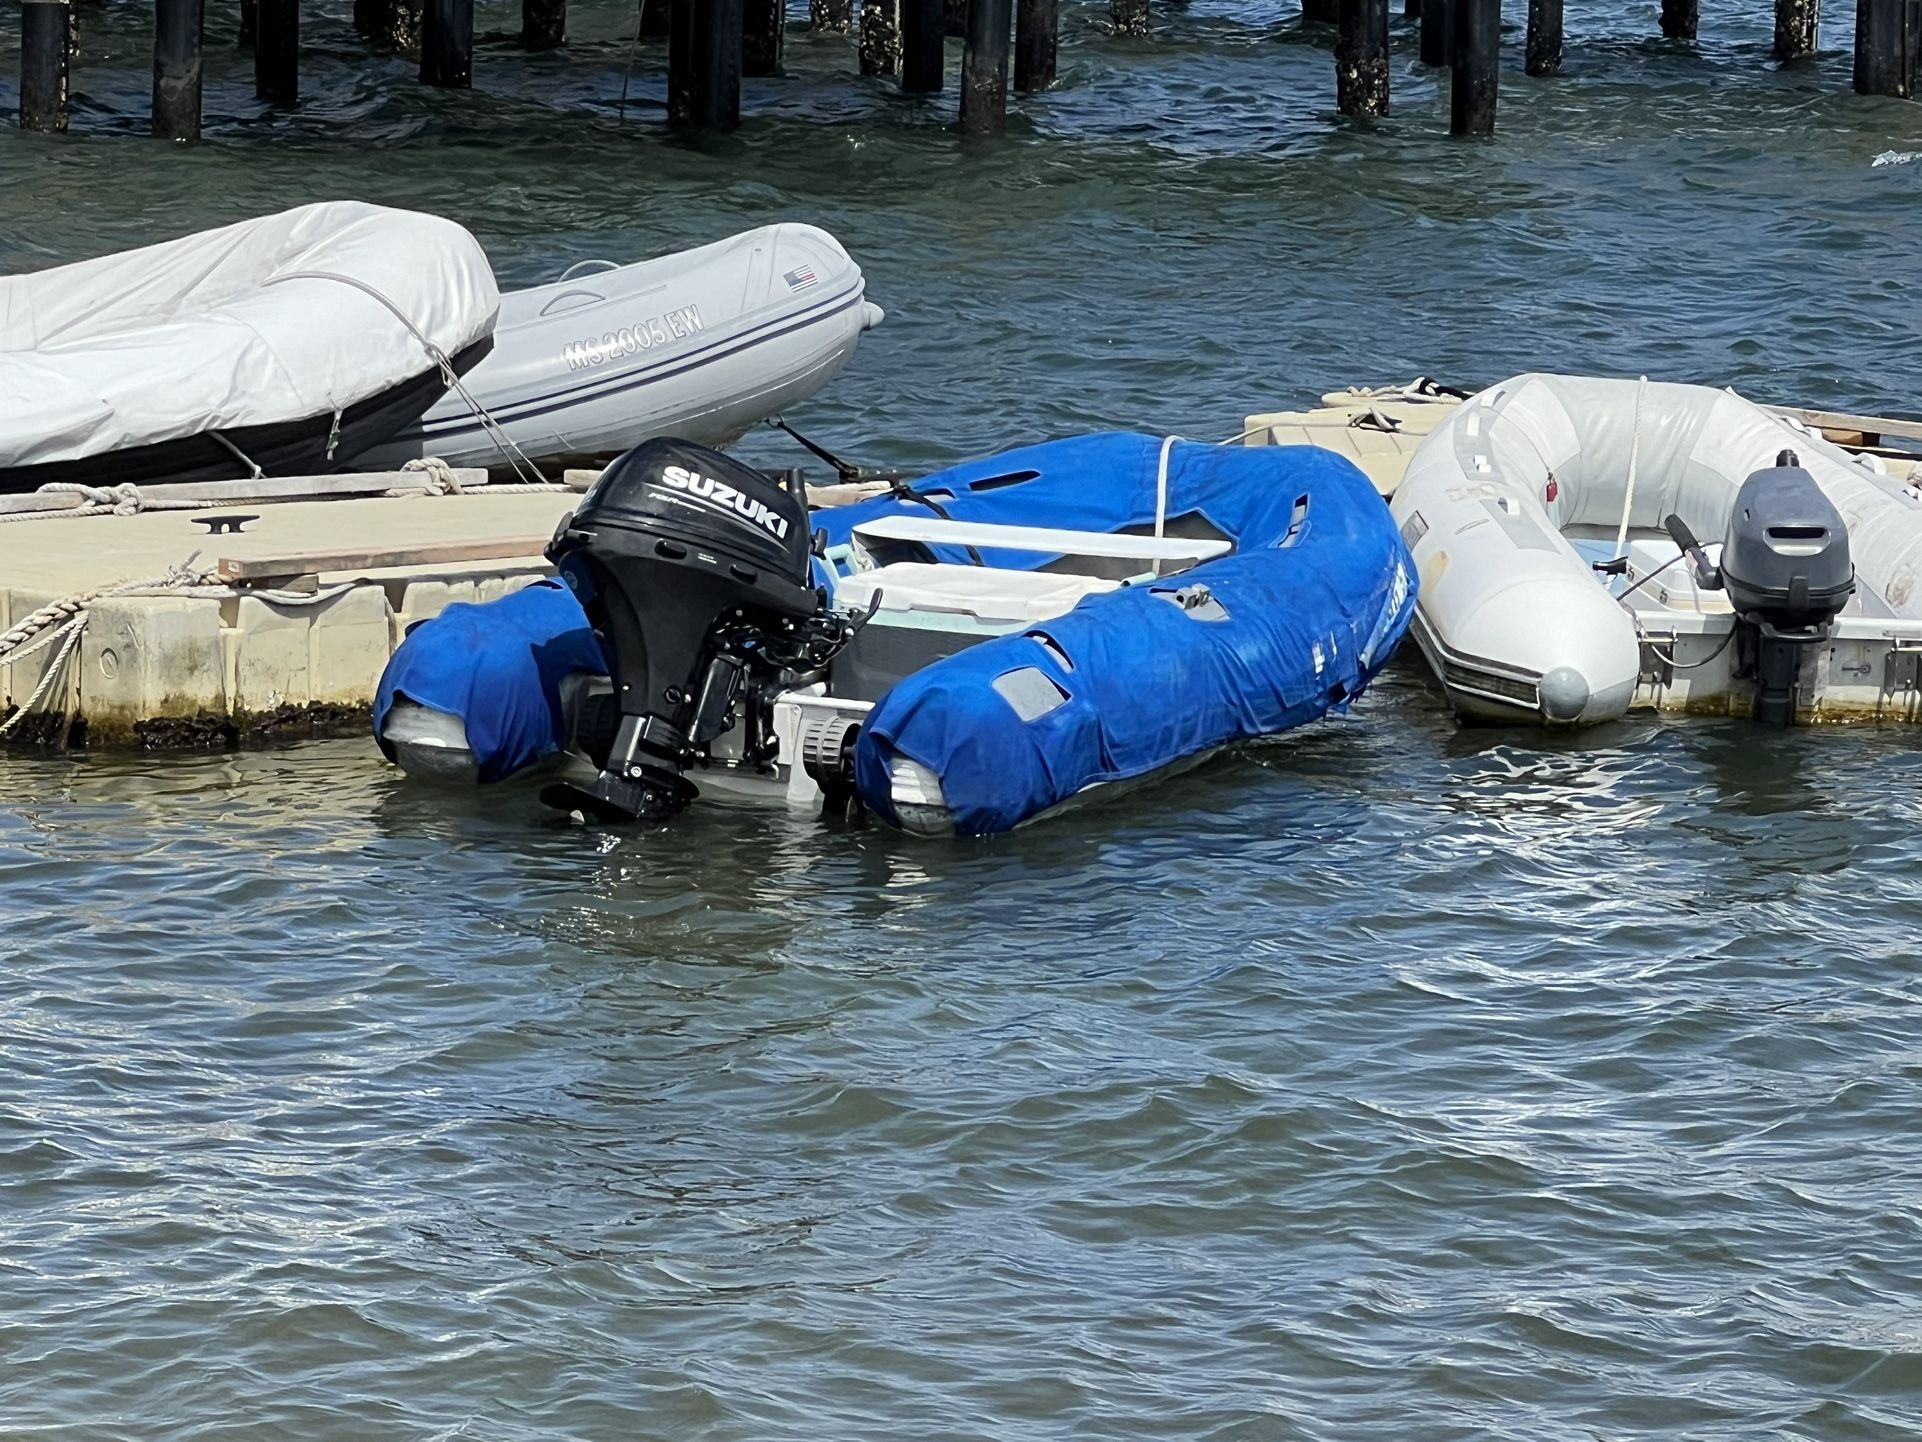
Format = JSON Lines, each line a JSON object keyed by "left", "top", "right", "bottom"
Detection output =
{"left": 768, "top": 419, "right": 983, "bottom": 563}
{"left": 767, "top": 418, "right": 863, "bottom": 481}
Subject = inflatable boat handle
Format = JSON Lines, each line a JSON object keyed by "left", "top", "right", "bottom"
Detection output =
{"left": 556, "top": 259, "right": 620, "bottom": 281}
{"left": 539, "top": 289, "right": 606, "bottom": 318}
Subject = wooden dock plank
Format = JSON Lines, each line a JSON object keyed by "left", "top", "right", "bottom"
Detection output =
{"left": 1765, "top": 406, "right": 1922, "bottom": 446}
{"left": 0, "top": 469, "right": 493, "bottom": 517}
{"left": 217, "top": 536, "right": 554, "bottom": 583}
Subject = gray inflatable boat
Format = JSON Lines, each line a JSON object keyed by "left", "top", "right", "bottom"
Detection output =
{"left": 362, "top": 223, "right": 882, "bottom": 472}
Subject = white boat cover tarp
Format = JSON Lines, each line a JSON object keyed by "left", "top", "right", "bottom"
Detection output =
{"left": 0, "top": 201, "right": 499, "bottom": 468}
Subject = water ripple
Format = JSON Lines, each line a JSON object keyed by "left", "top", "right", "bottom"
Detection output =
{"left": 6, "top": 1, "right": 1922, "bottom": 1434}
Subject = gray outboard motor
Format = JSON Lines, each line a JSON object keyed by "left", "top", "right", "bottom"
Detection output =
{"left": 544, "top": 438, "right": 853, "bottom": 823}
{"left": 1665, "top": 450, "right": 1854, "bottom": 726}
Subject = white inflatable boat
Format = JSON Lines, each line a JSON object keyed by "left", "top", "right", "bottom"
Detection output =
{"left": 0, "top": 202, "right": 498, "bottom": 493}
{"left": 359, "top": 224, "right": 883, "bottom": 473}
{"left": 1393, "top": 373, "right": 1922, "bottom": 726}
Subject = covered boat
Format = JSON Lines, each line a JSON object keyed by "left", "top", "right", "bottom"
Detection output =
{"left": 0, "top": 202, "right": 498, "bottom": 492}
{"left": 359, "top": 224, "right": 882, "bottom": 473}
{"left": 1393, "top": 373, "right": 1922, "bottom": 726}
{"left": 374, "top": 432, "right": 1417, "bottom": 836}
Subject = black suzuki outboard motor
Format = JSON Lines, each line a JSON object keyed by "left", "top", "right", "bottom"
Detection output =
{"left": 544, "top": 438, "right": 841, "bottom": 822}
{"left": 1665, "top": 450, "right": 1854, "bottom": 726}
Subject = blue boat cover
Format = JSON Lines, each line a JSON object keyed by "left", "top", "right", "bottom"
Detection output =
{"left": 819, "top": 434, "right": 1416, "bottom": 834}
{"left": 372, "top": 580, "right": 606, "bottom": 783}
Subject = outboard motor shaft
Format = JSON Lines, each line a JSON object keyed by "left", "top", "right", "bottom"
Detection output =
{"left": 1720, "top": 452, "right": 1855, "bottom": 726}
{"left": 544, "top": 438, "right": 825, "bottom": 822}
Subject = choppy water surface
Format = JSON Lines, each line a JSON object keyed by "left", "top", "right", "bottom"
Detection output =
{"left": 4, "top": 2, "right": 1922, "bottom": 1436}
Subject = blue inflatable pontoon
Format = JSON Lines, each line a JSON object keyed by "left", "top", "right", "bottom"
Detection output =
{"left": 374, "top": 432, "right": 1416, "bottom": 836}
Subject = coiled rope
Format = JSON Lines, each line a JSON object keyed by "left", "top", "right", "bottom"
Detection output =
{"left": 0, "top": 482, "right": 220, "bottom": 523}
{"left": 396, "top": 456, "right": 566, "bottom": 497}
{"left": 395, "top": 456, "right": 466, "bottom": 496}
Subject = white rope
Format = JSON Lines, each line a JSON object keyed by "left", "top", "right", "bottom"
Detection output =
{"left": 0, "top": 617, "right": 86, "bottom": 738}
{"left": 1614, "top": 374, "right": 1649, "bottom": 564}
{"left": 0, "top": 559, "right": 215, "bottom": 738}
{"left": 0, "top": 482, "right": 220, "bottom": 523}
{"left": 266, "top": 270, "right": 552, "bottom": 489}
{"left": 0, "top": 611, "right": 89, "bottom": 669}
{"left": 395, "top": 456, "right": 465, "bottom": 496}
{"left": 389, "top": 458, "right": 567, "bottom": 498}
{"left": 147, "top": 581, "right": 360, "bottom": 607}
{"left": 208, "top": 430, "right": 266, "bottom": 480}
{"left": 1153, "top": 434, "right": 1180, "bottom": 579}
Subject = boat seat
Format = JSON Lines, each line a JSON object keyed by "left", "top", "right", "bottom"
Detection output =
{"left": 849, "top": 514, "right": 1231, "bottom": 571}
{"left": 836, "top": 562, "right": 1118, "bottom": 628}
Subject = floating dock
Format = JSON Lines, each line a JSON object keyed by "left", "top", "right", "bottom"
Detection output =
{"left": 0, "top": 477, "right": 575, "bottom": 745}
{"left": 5, "top": 389, "right": 1919, "bottom": 747}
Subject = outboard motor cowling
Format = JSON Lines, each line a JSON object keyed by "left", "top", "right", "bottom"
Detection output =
{"left": 545, "top": 438, "right": 830, "bottom": 822}
{"left": 1720, "top": 455, "right": 1855, "bottom": 725}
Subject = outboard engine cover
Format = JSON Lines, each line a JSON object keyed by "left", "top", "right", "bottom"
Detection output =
{"left": 545, "top": 438, "right": 821, "bottom": 821}
{"left": 1720, "top": 456, "right": 1855, "bottom": 725}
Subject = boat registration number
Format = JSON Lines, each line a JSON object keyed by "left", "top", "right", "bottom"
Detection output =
{"left": 562, "top": 304, "right": 705, "bottom": 371}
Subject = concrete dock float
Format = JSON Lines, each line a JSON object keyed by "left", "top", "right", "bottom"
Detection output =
{"left": 1, "top": 485, "right": 576, "bottom": 745}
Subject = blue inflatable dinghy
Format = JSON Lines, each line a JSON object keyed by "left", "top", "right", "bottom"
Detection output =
{"left": 374, "top": 432, "right": 1416, "bottom": 836}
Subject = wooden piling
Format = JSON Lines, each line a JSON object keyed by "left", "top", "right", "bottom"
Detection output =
{"left": 1335, "top": 0, "right": 1389, "bottom": 116}
{"left": 668, "top": 0, "right": 743, "bottom": 129}
{"left": 861, "top": 0, "right": 902, "bottom": 74}
{"left": 960, "top": 0, "right": 1012, "bottom": 134}
{"left": 353, "top": 0, "right": 378, "bottom": 37}
{"left": 810, "top": 0, "right": 853, "bottom": 33}
{"left": 1854, "top": 0, "right": 1919, "bottom": 96}
{"left": 901, "top": 0, "right": 945, "bottom": 90}
{"left": 639, "top": 0, "right": 670, "bottom": 38}
{"left": 743, "top": 0, "right": 783, "bottom": 74}
{"left": 20, "top": 0, "right": 72, "bottom": 133}
{"left": 239, "top": 0, "right": 256, "bottom": 46}
{"left": 1449, "top": 0, "right": 1499, "bottom": 135}
{"left": 1303, "top": 0, "right": 1339, "bottom": 24}
{"left": 1015, "top": 0, "right": 1056, "bottom": 91}
{"left": 152, "top": 0, "right": 205, "bottom": 142}
{"left": 1419, "top": 0, "right": 1450, "bottom": 63}
{"left": 1659, "top": 0, "right": 1698, "bottom": 40}
{"left": 1773, "top": 0, "right": 1819, "bottom": 59}
{"left": 522, "top": 0, "right": 565, "bottom": 50}
{"left": 1526, "top": 0, "right": 1562, "bottom": 73}
{"left": 1112, "top": 0, "right": 1149, "bottom": 34}
{"left": 255, "top": 0, "right": 297, "bottom": 102}
{"left": 420, "top": 0, "right": 472, "bottom": 85}
{"left": 383, "top": 0, "right": 423, "bottom": 52}
{"left": 945, "top": 0, "right": 968, "bottom": 36}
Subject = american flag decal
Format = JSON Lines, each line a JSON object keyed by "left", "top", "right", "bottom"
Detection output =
{"left": 783, "top": 264, "right": 819, "bottom": 291}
